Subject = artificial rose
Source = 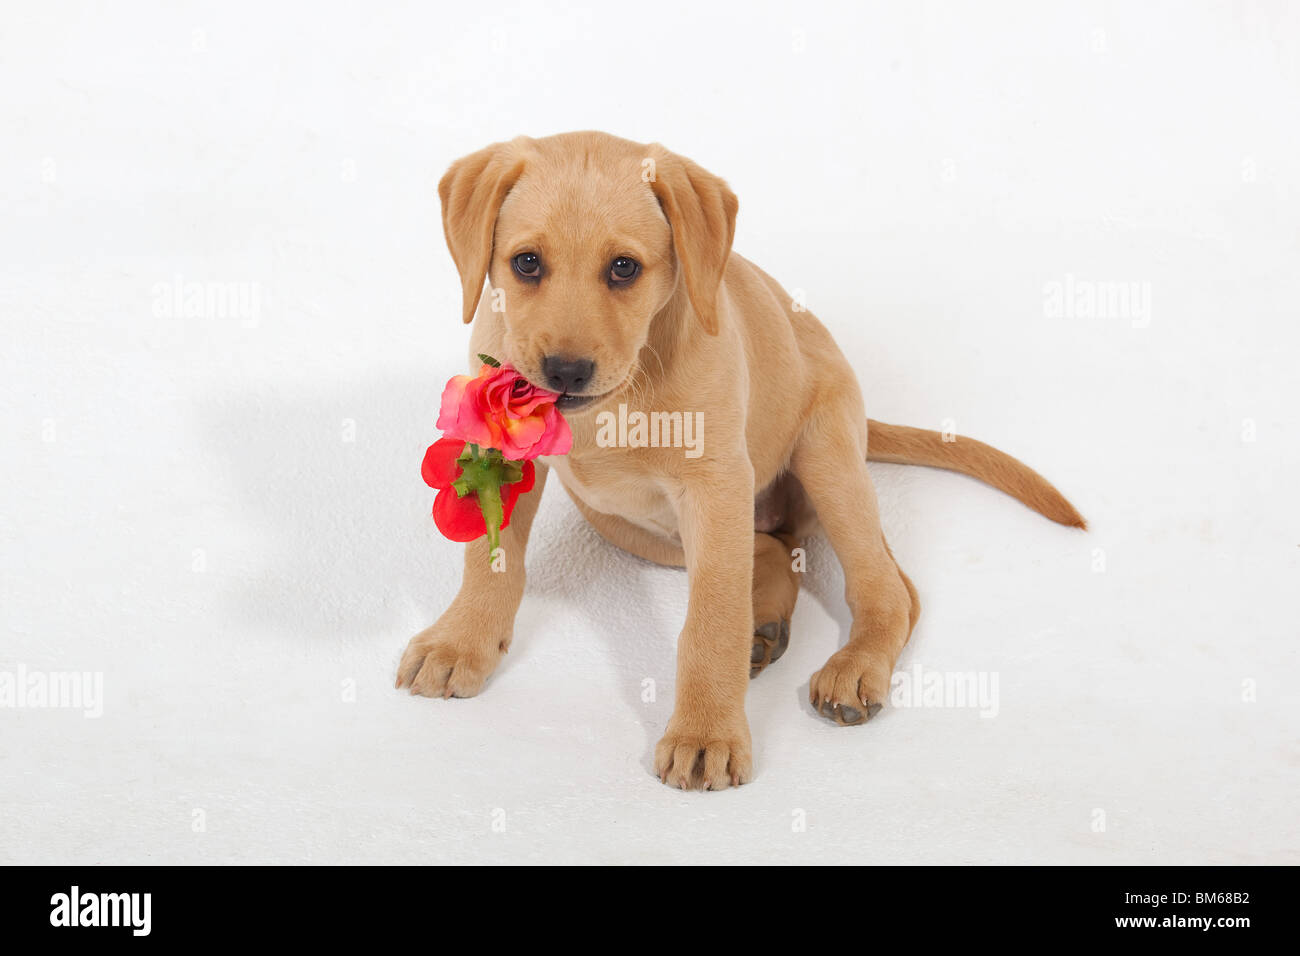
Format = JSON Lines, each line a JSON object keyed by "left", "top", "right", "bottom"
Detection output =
{"left": 421, "top": 437, "right": 535, "bottom": 544}
{"left": 437, "top": 362, "right": 572, "bottom": 461}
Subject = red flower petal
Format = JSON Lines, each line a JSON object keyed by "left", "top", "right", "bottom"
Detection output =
{"left": 500, "top": 460, "right": 536, "bottom": 518}
{"left": 421, "top": 438, "right": 467, "bottom": 490}
{"left": 432, "top": 487, "right": 487, "bottom": 542}
{"left": 429, "top": 458, "right": 535, "bottom": 543}
{"left": 530, "top": 404, "right": 573, "bottom": 457}
{"left": 436, "top": 374, "right": 473, "bottom": 432}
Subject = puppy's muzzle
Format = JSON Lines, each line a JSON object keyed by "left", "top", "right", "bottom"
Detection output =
{"left": 541, "top": 354, "right": 601, "bottom": 409}
{"left": 542, "top": 354, "right": 595, "bottom": 394}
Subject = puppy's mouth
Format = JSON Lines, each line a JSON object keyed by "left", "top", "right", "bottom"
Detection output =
{"left": 555, "top": 393, "right": 598, "bottom": 411}
{"left": 518, "top": 368, "right": 628, "bottom": 414}
{"left": 517, "top": 370, "right": 607, "bottom": 411}
{"left": 549, "top": 369, "right": 640, "bottom": 414}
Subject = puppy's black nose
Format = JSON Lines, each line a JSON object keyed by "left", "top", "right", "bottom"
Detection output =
{"left": 542, "top": 355, "right": 595, "bottom": 394}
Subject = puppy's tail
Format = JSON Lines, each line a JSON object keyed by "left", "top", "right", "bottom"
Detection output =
{"left": 865, "top": 419, "right": 1086, "bottom": 529}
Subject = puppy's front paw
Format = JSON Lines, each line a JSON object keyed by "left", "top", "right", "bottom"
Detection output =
{"left": 654, "top": 711, "right": 753, "bottom": 791}
{"left": 808, "top": 648, "right": 891, "bottom": 725}
{"left": 395, "top": 624, "right": 506, "bottom": 699}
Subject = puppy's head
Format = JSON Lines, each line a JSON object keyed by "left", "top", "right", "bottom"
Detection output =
{"left": 438, "top": 132, "right": 737, "bottom": 412}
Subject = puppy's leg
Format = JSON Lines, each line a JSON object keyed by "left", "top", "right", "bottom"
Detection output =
{"left": 790, "top": 408, "right": 918, "bottom": 725}
{"left": 750, "top": 532, "right": 801, "bottom": 678}
{"left": 655, "top": 461, "right": 756, "bottom": 790}
{"left": 396, "top": 463, "right": 548, "bottom": 699}
{"left": 573, "top": 485, "right": 798, "bottom": 679}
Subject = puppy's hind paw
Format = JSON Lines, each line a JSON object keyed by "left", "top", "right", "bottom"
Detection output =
{"left": 749, "top": 619, "right": 790, "bottom": 678}
{"left": 808, "top": 650, "right": 890, "bottom": 726}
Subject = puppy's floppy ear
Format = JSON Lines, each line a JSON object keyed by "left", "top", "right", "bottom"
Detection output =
{"left": 647, "top": 146, "right": 739, "bottom": 336}
{"left": 438, "top": 140, "right": 527, "bottom": 324}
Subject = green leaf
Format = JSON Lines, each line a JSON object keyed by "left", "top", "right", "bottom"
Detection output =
{"left": 477, "top": 353, "right": 502, "bottom": 368}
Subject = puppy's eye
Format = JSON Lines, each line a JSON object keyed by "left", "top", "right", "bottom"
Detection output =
{"left": 610, "top": 257, "right": 639, "bottom": 283}
{"left": 513, "top": 252, "right": 541, "bottom": 279}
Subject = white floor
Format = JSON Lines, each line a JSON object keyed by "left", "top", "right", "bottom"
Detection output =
{"left": 2, "top": 2, "right": 1297, "bottom": 865}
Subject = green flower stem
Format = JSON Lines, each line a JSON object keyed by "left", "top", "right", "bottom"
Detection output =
{"left": 451, "top": 443, "right": 519, "bottom": 553}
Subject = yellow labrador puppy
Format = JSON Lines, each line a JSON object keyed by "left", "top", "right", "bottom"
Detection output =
{"left": 397, "top": 131, "right": 1084, "bottom": 790}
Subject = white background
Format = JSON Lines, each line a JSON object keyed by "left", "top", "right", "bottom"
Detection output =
{"left": 2, "top": 0, "right": 1297, "bottom": 864}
